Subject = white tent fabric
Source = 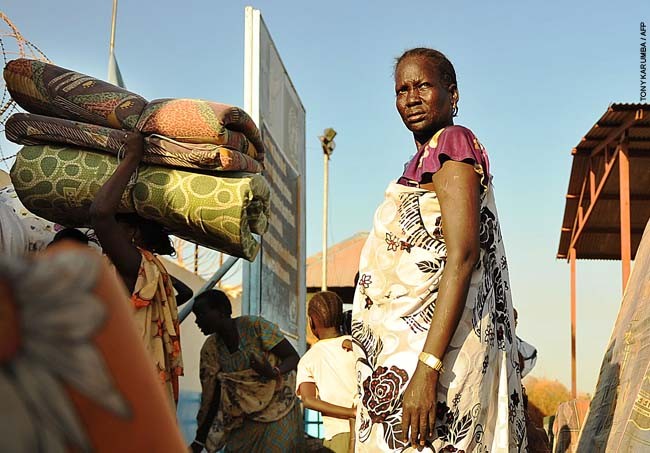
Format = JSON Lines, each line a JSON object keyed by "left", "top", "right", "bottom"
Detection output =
{"left": 0, "top": 201, "right": 29, "bottom": 257}
{"left": 0, "top": 176, "right": 55, "bottom": 255}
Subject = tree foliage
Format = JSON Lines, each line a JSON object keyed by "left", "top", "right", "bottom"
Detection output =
{"left": 524, "top": 376, "right": 572, "bottom": 417}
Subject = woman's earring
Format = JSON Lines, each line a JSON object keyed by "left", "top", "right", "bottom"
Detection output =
{"left": 452, "top": 102, "right": 458, "bottom": 117}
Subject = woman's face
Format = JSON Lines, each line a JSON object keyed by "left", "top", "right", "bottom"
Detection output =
{"left": 193, "top": 303, "right": 226, "bottom": 335}
{"left": 395, "top": 56, "right": 457, "bottom": 143}
{"left": 115, "top": 220, "right": 145, "bottom": 247}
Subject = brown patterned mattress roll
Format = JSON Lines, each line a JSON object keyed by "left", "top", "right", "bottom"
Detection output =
{"left": 5, "top": 113, "right": 263, "bottom": 173}
{"left": 4, "top": 59, "right": 147, "bottom": 130}
{"left": 136, "top": 99, "right": 265, "bottom": 163}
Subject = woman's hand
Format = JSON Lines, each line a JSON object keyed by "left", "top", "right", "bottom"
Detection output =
{"left": 123, "top": 130, "right": 144, "bottom": 159}
{"left": 188, "top": 441, "right": 204, "bottom": 453}
{"left": 249, "top": 354, "right": 276, "bottom": 379}
{"left": 401, "top": 363, "right": 438, "bottom": 451}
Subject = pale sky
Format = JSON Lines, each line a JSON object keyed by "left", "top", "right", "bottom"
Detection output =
{"left": 1, "top": 0, "right": 647, "bottom": 394}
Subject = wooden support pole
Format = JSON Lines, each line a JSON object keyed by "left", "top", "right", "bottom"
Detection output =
{"left": 619, "top": 142, "right": 631, "bottom": 292}
{"left": 570, "top": 247, "right": 577, "bottom": 399}
{"left": 589, "top": 158, "right": 596, "bottom": 201}
{"left": 568, "top": 150, "right": 618, "bottom": 253}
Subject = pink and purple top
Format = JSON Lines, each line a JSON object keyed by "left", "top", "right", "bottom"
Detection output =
{"left": 398, "top": 125, "right": 491, "bottom": 190}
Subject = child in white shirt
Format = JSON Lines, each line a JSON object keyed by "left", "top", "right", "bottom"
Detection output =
{"left": 297, "top": 291, "right": 357, "bottom": 453}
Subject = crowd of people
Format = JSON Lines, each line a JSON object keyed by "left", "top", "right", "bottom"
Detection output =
{"left": 1, "top": 46, "right": 541, "bottom": 452}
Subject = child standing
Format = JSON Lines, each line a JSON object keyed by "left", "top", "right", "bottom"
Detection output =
{"left": 297, "top": 291, "right": 357, "bottom": 453}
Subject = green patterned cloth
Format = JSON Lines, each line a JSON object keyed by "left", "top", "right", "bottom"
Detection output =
{"left": 10, "top": 145, "right": 269, "bottom": 261}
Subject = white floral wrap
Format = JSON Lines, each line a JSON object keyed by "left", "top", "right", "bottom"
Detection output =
{"left": 352, "top": 181, "right": 528, "bottom": 452}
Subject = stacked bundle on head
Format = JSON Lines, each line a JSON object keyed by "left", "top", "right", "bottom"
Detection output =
{"left": 4, "top": 58, "right": 269, "bottom": 260}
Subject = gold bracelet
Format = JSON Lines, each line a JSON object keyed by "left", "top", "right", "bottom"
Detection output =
{"left": 418, "top": 351, "right": 444, "bottom": 373}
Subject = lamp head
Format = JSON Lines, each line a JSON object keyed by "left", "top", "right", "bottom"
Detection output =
{"left": 322, "top": 128, "right": 337, "bottom": 142}
{"left": 319, "top": 128, "right": 337, "bottom": 156}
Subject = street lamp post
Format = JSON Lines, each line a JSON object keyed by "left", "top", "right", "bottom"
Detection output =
{"left": 319, "top": 128, "right": 337, "bottom": 292}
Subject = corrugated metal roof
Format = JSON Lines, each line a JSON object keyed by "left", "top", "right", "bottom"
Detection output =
{"left": 558, "top": 103, "right": 650, "bottom": 260}
{"left": 0, "top": 169, "right": 11, "bottom": 188}
{"left": 306, "top": 232, "right": 368, "bottom": 288}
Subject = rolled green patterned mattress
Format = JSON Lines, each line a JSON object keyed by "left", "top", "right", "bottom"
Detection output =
{"left": 10, "top": 144, "right": 270, "bottom": 260}
{"left": 6, "top": 113, "right": 263, "bottom": 173}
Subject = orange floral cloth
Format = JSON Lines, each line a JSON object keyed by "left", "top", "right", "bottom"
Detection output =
{"left": 130, "top": 249, "right": 183, "bottom": 404}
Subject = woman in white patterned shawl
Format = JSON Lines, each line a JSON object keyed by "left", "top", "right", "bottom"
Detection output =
{"left": 351, "top": 48, "right": 528, "bottom": 452}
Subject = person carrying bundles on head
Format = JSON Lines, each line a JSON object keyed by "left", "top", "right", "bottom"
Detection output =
{"left": 90, "top": 130, "right": 192, "bottom": 406}
{"left": 351, "top": 48, "right": 527, "bottom": 452}
{"left": 190, "top": 289, "right": 304, "bottom": 453}
{"left": 297, "top": 291, "right": 357, "bottom": 453}
{"left": 48, "top": 227, "right": 90, "bottom": 247}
